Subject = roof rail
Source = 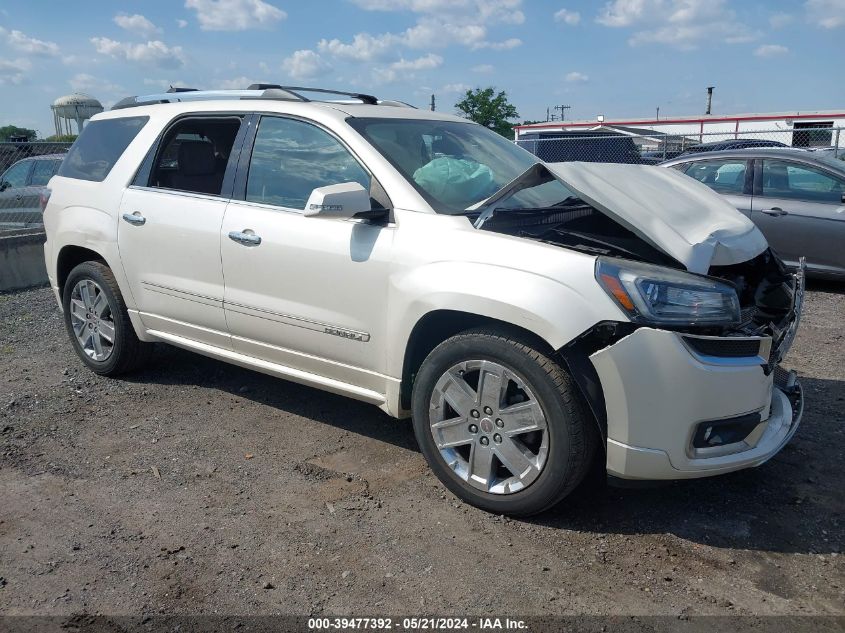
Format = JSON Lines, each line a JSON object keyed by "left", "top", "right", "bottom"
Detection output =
{"left": 111, "top": 87, "right": 306, "bottom": 110}
{"left": 248, "top": 84, "right": 379, "bottom": 105}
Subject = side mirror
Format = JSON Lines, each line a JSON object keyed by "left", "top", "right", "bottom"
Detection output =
{"left": 304, "top": 182, "right": 371, "bottom": 219}
{"left": 0, "top": 181, "right": 8, "bottom": 192}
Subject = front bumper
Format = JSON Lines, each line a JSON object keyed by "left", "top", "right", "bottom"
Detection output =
{"left": 592, "top": 327, "right": 803, "bottom": 479}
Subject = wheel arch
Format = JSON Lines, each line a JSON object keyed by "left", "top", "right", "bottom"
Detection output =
{"left": 56, "top": 245, "right": 107, "bottom": 297}
{"left": 399, "top": 309, "right": 609, "bottom": 449}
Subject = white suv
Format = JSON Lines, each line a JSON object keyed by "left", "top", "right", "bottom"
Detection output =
{"left": 43, "top": 86, "right": 805, "bottom": 516}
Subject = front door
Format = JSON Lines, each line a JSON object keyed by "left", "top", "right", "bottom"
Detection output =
{"left": 751, "top": 158, "right": 845, "bottom": 276}
{"left": 117, "top": 114, "right": 246, "bottom": 347}
{"left": 221, "top": 115, "right": 394, "bottom": 392}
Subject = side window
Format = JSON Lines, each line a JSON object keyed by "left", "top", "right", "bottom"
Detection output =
{"left": 683, "top": 159, "right": 748, "bottom": 195}
{"left": 761, "top": 160, "right": 845, "bottom": 203}
{"left": 30, "top": 159, "right": 59, "bottom": 186}
{"left": 246, "top": 116, "right": 370, "bottom": 210}
{"left": 149, "top": 117, "right": 243, "bottom": 196}
{"left": 58, "top": 116, "right": 148, "bottom": 182}
{"left": 1, "top": 161, "right": 31, "bottom": 188}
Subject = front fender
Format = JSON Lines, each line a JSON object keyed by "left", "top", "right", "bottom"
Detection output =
{"left": 386, "top": 257, "right": 626, "bottom": 379}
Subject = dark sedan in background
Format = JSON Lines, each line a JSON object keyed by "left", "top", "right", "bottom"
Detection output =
{"left": 661, "top": 148, "right": 845, "bottom": 279}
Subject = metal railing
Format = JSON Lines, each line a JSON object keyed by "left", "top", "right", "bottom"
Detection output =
{"left": 0, "top": 141, "right": 72, "bottom": 229}
{"left": 515, "top": 127, "right": 845, "bottom": 165}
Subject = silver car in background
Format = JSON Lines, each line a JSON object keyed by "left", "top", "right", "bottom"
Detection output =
{"left": 0, "top": 154, "right": 65, "bottom": 226}
{"left": 661, "top": 148, "right": 845, "bottom": 279}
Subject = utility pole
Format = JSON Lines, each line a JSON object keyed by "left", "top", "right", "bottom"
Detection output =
{"left": 706, "top": 86, "right": 714, "bottom": 115}
{"left": 430, "top": 94, "right": 435, "bottom": 112}
{"left": 656, "top": 106, "right": 660, "bottom": 120}
{"left": 546, "top": 107, "right": 550, "bottom": 122}
{"left": 554, "top": 104, "right": 572, "bottom": 121}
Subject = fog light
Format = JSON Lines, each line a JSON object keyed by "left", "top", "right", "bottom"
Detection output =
{"left": 692, "top": 413, "right": 761, "bottom": 449}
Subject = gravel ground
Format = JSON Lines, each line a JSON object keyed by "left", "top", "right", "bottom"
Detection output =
{"left": 0, "top": 283, "right": 843, "bottom": 619}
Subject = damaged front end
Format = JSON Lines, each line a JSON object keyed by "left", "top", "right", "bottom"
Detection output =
{"left": 475, "top": 162, "right": 806, "bottom": 478}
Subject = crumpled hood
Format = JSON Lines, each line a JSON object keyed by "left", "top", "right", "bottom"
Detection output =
{"left": 545, "top": 162, "right": 768, "bottom": 274}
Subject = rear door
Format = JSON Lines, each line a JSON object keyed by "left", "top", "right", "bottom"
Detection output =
{"left": 679, "top": 157, "right": 753, "bottom": 216}
{"left": 118, "top": 114, "right": 247, "bottom": 348}
{"left": 750, "top": 158, "right": 845, "bottom": 276}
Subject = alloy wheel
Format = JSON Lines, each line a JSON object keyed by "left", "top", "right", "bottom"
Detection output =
{"left": 69, "top": 279, "right": 116, "bottom": 362}
{"left": 428, "top": 360, "right": 549, "bottom": 494}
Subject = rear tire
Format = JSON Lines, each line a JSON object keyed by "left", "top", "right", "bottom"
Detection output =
{"left": 62, "top": 261, "right": 152, "bottom": 376}
{"left": 411, "top": 328, "right": 597, "bottom": 517}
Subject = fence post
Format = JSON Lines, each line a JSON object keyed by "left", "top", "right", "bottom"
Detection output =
{"left": 835, "top": 128, "right": 841, "bottom": 159}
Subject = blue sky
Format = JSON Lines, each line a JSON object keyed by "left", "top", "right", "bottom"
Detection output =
{"left": 1, "top": 0, "right": 844, "bottom": 137}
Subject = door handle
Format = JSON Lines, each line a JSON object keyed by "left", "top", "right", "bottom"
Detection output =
{"left": 15, "top": 194, "right": 22, "bottom": 201}
{"left": 760, "top": 207, "right": 788, "bottom": 217}
{"left": 122, "top": 212, "right": 146, "bottom": 225}
{"left": 228, "top": 230, "right": 262, "bottom": 246}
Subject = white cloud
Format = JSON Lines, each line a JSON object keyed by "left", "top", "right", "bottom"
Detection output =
{"left": 565, "top": 71, "right": 589, "bottom": 82}
{"left": 282, "top": 49, "right": 332, "bottom": 79}
{"left": 473, "top": 37, "right": 521, "bottom": 50}
{"left": 0, "top": 27, "right": 59, "bottom": 56}
{"left": 177, "top": 19, "right": 189, "bottom": 28}
{"left": 351, "top": 0, "right": 524, "bottom": 24}
{"left": 390, "top": 53, "right": 443, "bottom": 71}
{"left": 471, "top": 63, "right": 494, "bottom": 73}
{"left": 373, "top": 53, "right": 442, "bottom": 84}
{"left": 318, "top": 32, "right": 399, "bottom": 61}
{"left": 69, "top": 73, "right": 123, "bottom": 95}
{"left": 769, "top": 12, "right": 794, "bottom": 28}
{"left": 402, "top": 19, "right": 487, "bottom": 49}
{"left": 185, "top": 0, "right": 286, "bottom": 31}
{"left": 0, "top": 57, "right": 31, "bottom": 85}
{"left": 440, "top": 82, "right": 472, "bottom": 94}
{"left": 754, "top": 43, "right": 789, "bottom": 57}
{"left": 114, "top": 14, "right": 162, "bottom": 38}
{"left": 554, "top": 8, "right": 581, "bottom": 25}
{"left": 596, "top": 0, "right": 756, "bottom": 49}
{"left": 215, "top": 76, "right": 262, "bottom": 89}
{"left": 90, "top": 37, "right": 186, "bottom": 69}
{"left": 805, "top": 0, "right": 845, "bottom": 28}
{"left": 325, "top": 0, "right": 524, "bottom": 56}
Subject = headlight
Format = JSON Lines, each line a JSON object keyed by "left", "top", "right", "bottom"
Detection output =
{"left": 596, "top": 257, "right": 740, "bottom": 326}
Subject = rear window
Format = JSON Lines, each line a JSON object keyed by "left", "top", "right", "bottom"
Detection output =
{"left": 58, "top": 116, "right": 148, "bottom": 182}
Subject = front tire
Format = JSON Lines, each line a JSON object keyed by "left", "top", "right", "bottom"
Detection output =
{"left": 62, "top": 261, "right": 152, "bottom": 376}
{"left": 411, "top": 328, "right": 596, "bottom": 516}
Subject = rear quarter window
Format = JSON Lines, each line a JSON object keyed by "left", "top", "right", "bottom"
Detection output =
{"left": 58, "top": 116, "right": 149, "bottom": 182}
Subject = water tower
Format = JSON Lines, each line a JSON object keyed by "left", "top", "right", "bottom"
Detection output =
{"left": 51, "top": 93, "right": 104, "bottom": 136}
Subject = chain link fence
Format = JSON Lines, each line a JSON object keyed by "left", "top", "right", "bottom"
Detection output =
{"left": 515, "top": 127, "right": 845, "bottom": 166}
{"left": 0, "top": 141, "right": 73, "bottom": 230}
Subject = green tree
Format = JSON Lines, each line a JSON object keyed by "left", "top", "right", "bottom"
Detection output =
{"left": 455, "top": 87, "right": 519, "bottom": 138}
{"left": 45, "top": 134, "right": 78, "bottom": 142}
{"left": 0, "top": 125, "right": 37, "bottom": 141}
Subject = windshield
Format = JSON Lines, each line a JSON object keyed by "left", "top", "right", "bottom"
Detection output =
{"left": 348, "top": 117, "right": 577, "bottom": 214}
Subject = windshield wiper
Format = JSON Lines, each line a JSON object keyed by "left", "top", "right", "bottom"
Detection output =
{"left": 468, "top": 163, "right": 554, "bottom": 228}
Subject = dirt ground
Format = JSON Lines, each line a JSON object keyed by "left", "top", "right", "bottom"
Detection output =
{"left": 1, "top": 283, "right": 843, "bottom": 619}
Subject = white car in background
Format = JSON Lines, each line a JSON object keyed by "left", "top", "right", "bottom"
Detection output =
{"left": 42, "top": 86, "right": 804, "bottom": 515}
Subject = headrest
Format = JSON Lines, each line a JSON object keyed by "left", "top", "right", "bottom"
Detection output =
{"left": 178, "top": 141, "right": 216, "bottom": 176}
{"left": 432, "top": 136, "right": 463, "bottom": 156}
